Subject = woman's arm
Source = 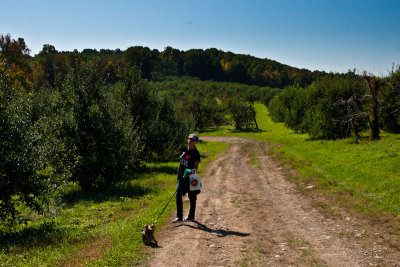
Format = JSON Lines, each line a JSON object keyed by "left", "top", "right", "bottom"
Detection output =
{"left": 193, "top": 161, "right": 199, "bottom": 172}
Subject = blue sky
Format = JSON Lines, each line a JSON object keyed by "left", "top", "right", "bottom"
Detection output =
{"left": 1, "top": 0, "right": 399, "bottom": 76}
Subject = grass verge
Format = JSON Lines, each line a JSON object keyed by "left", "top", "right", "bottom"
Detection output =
{"left": 0, "top": 140, "right": 228, "bottom": 266}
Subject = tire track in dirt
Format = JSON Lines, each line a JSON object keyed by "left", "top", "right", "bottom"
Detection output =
{"left": 143, "top": 136, "right": 400, "bottom": 266}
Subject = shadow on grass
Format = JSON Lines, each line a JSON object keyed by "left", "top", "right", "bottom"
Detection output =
{"left": 145, "top": 165, "right": 177, "bottom": 176}
{"left": 200, "top": 127, "right": 266, "bottom": 134}
{"left": 63, "top": 183, "right": 152, "bottom": 206}
{"left": 176, "top": 221, "right": 251, "bottom": 238}
{"left": 0, "top": 219, "right": 67, "bottom": 250}
{"left": 305, "top": 135, "right": 373, "bottom": 143}
{"left": 200, "top": 127, "right": 220, "bottom": 133}
{"left": 228, "top": 128, "right": 266, "bottom": 134}
{"left": 0, "top": 183, "right": 153, "bottom": 250}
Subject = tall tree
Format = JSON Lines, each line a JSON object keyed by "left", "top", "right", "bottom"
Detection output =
{"left": 123, "top": 46, "right": 156, "bottom": 79}
{"left": 0, "top": 34, "right": 30, "bottom": 68}
{"left": 0, "top": 34, "right": 32, "bottom": 89}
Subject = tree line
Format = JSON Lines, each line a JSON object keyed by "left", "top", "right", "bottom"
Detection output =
{"left": 267, "top": 69, "right": 400, "bottom": 140}
{"left": 2, "top": 33, "right": 343, "bottom": 91}
{"left": 79, "top": 45, "right": 329, "bottom": 88}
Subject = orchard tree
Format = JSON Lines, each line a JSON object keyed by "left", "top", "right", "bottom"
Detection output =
{"left": 334, "top": 93, "right": 368, "bottom": 138}
{"left": 381, "top": 66, "right": 400, "bottom": 133}
{"left": 61, "top": 61, "right": 144, "bottom": 191}
{"left": 0, "top": 59, "right": 69, "bottom": 221}
{"left": 225, "top": 96, "right": 257, "bottom": 131}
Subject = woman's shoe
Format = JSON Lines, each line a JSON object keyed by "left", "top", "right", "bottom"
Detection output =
{"left": 172, "top": 217, "right": 183, "bottom": 223}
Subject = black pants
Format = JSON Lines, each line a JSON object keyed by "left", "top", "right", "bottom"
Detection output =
{"left": 176, "top": 180, "right": 199, "bottom": 219}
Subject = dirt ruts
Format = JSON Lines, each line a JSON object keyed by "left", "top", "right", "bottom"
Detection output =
{"left": 143, "top": 136, "right": 400, "bottom": 266}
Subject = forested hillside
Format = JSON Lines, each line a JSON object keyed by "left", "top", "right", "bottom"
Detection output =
{"left": 27, "top": 39, "right": 334, "bottom": 89}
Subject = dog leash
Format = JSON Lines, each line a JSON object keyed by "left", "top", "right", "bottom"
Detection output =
{"left": 152, "top": 171, "right": 191, "bottom": 224}
{"left": 153, "top": 188, "right": 177, "bottom": 225}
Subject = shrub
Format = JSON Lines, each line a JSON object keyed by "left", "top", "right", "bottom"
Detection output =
{"left": 225, "top": 96, "right": 258, "bottom": 130}
{"left": 60, "top": 61, "right": 144, "bottom": 191}
{"left": 121, "top": 67, "right": 191, "bottom": 161}
{"left": 0, "top": 61, "right": 69, "bottom": 220}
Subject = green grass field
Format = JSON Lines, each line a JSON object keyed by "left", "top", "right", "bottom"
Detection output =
{"left": 0, "top": 141, "right": 227, "bottom": 266}
{"left": 201, "top": 103, "right": 400, "bottom": 217}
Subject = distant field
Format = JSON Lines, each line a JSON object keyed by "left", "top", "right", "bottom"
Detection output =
{"left": 200, "top": 103, "right": 400, "bottom": 216}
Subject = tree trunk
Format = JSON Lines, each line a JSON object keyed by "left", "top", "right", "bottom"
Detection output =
{"left": 250, "top": 103, "right": 259, "bottom": 130}
{"left": 366, "top": 76, "right": 381, "bottom": 140}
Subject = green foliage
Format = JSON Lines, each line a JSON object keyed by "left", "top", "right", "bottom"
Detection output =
{"left": 363, "top": 75, "right": 384, "bottom": 140}
{"left": 0, "top": 34, "right": 30, "bottom": 71}
{"left": 160, "top": 46, "right": 184, "bottom": 76}
{"left": 153, "top": 75, "right": 272, "bottom": 100}
{"left": 174, "top": 97, "right": 220, "bottom": 131}
{"left": 120, "top": 67, "right": 191, "bottom": 161}
{"left": 183, "top": 48, "right": 224, "bottom": 80}
{"left": 1, "top": 50, "right": 196, "bottom": 219}
{"left": 225, "top": 96, "right": 258, "bottom": 130}
{"left": 29, "top": 44, "right": 333, "bottom": 88}
{"left": 0, "top": 34, "right": 32, "bottom": 90}
{"left": 0, "top": 61, "right": 69, "bottom": 221}
{"left": 145, "top": 97, "right": 190, "bottom": 160}
{"left": 381, "top": 66, "right": 400, "bottom": 133}
{"left": 123, "top": 46, "right": 160, "bottom": 79}
{"left": 60, "top": 61, "right": 143, "bottom": 191}
{"left": 260, "top": 87, "right": 281, "bottom": 106}
{"left": 268, "top": 68, "right": 400, "bottom": 140}
{"left": 153, "top": 76, "right": 278, "bottom": 131}
{"left": 268, "top": 73, "right": 368, "bottom": 139}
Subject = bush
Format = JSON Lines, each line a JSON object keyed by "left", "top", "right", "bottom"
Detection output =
{"left": 121, "top": 67, "right": 191, "bottom": 161}
{"left": 146, "top": 97, "right": 191, "bottom": 160}
{"left": 261, "top": 87, "right": 281, "bottom": 106}
{"left": 0, "top": 61, "right": 69, "bottom": 220}
{"left": 268, "top": 85, "right": 300, "bottom": 123}
{"left": 225, "top": 96, "right": 258, "bottom": 130}
{"left": 60, "top": 61, "right": 144, "bottom": 191}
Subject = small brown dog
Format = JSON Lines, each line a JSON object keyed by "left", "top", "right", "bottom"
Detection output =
{"left": 142, "top": 224, "right": 158, "bottom": 246}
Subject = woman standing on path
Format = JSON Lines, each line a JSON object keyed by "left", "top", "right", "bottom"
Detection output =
{"left": 172, "top": 134, "right": 201, "bottom": 222}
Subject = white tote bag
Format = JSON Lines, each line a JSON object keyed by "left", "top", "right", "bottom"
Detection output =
{"left": 189, "top": 170, "right": 202, "bottom": 191}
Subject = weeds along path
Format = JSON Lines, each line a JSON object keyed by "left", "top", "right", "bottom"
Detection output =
{"left": 144, "top": 137, "right": 400, "bottom": 266}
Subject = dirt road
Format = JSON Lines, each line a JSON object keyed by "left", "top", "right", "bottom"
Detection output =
{"left": 144, "top": 137, "right": 400, "bottom": 266}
